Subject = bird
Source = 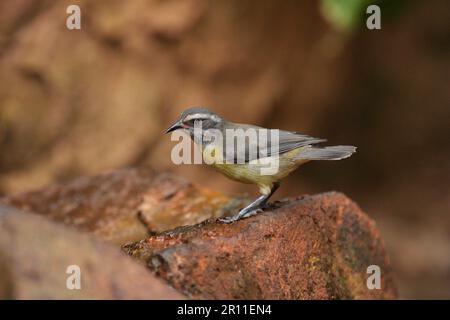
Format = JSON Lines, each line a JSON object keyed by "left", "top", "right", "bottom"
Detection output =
{"left": 165, "top": 107, "right": 356, "bottom": 223}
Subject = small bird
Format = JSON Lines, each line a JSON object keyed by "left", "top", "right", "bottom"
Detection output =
{"left": 166, "top": 108, "right": 356, "bottom": 223}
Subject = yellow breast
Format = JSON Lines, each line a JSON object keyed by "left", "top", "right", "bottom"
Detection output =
{"left": 202, "top": 145, "right": 309, "bottom": 193}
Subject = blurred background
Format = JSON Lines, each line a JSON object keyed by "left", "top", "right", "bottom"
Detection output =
{"left": 0, "top": 0, "right": 449, "bottom": 299}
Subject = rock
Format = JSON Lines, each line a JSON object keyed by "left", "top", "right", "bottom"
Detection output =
{"left": 123, "top": 192, "right": 397, "bottom": 299}
{"left": 1, "top": 168, "right": 397, "bottom": 299}
{"left": 1, "top": 168, "right": 246, "bottom": 245}
{"left": 0, "top": 205, "right": 184, "bottom": 299}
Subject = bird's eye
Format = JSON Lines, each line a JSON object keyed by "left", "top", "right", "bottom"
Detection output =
{"left": 184, "top": 119, "right": 196, "bottom": 126}
{"left": 184, "top": 118, "right": 207, "bottom": 126}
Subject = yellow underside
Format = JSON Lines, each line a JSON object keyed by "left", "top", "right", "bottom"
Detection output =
{"left": 203, "top": 147, "right": 308, "bottom": 195}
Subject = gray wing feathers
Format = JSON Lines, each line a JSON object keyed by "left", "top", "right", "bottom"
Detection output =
{"left": 222, "top": 123, "right": 327, "bottom": 162}
{"left": 276, "top": 131, "right": 326, "bottom": 154}
{"left": 295, "top": 145, "right": 356, "bottom": 160}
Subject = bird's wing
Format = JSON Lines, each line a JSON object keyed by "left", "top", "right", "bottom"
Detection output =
{"left": 272, "top": 130, "right": 326, "bottom": 154}
{"left": 220, "top": 123, "right": 326, "bottom": 163}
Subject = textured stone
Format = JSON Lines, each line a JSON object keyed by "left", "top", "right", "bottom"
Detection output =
{"left": 1, "top": 168, "right": 397, "bottom": 299}
{"left": 0, "top": 204, "right": 184, "bottom": 299}
{"left": 124, "top": 192, "right": 397, "bottom": 299}
{"left": 1, "top": 167, "right": 246, "bottom": 245}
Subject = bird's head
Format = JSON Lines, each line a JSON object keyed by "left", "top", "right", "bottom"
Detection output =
{"left": 165, "top": 108, "right": 224, "bottom": 135}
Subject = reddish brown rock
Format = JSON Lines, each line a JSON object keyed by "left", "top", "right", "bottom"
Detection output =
{"left": 123, "top": 192, "right": 397, "bottom": 299}
{"left": 1, "top": 168, "right": 397, "bottom": 299}
{"left": 0, "top": 204, "right": 184, "bottom": 299}
{"left": 1, "top": 168, "right": 246, "bottom": 245}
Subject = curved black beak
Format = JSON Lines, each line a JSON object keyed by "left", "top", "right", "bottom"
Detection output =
{"left": 165, "top": 119, "right": 183, "bottom": 134}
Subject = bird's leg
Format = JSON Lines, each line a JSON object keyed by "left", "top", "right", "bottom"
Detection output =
{"left": 219, "top": 182, "right": 280, "bottom": 223}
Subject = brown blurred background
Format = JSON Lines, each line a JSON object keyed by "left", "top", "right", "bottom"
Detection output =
{"left": 0, "top": 0, "right": 449, "bottom": 299}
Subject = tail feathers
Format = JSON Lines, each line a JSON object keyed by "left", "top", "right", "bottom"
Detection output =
{"left": 296, "top": 145, "right": 356, "bottom": 161}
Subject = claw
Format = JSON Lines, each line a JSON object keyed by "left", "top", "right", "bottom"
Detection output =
{"left": 218, "top": 183, "right": 279, "bottom": 224}
{"left": 218, "top": 216, "right": 238, "bottom": 224}
{"left": 218, "top": 208, "right": 264, "bottom": 224}
{"left": 242, "top": 208, "right": 263, "bottom": 218}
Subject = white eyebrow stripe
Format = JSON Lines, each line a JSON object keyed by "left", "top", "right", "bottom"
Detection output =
{"left": 184, "top": 113, "right": 212, "bottom": 121}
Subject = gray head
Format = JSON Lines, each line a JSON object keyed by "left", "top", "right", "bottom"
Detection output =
{"left": 165, "top": 107, "right": 224, "bottom": 134}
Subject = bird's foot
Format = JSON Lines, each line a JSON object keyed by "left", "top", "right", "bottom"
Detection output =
{"left": 218, "top": 215, "right": 239, "bottom": 224}
{"left": 218, "top": 207, "right": 264, "bottom": 224}
{"left": 241, "top": 207, "right": 264, "bottom": 219}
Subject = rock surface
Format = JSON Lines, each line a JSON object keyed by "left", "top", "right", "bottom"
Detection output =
{"left": 0, "top": 204, "right": 184, "bottom": 299}
{"left": 124, "top": 192, "right": 397, "bottom": 299}
{"left": 1, "top": 168, "right": 397, "bottom": 299}
{"left": 1, "top": 167, "right": 246, "bottom": 245}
